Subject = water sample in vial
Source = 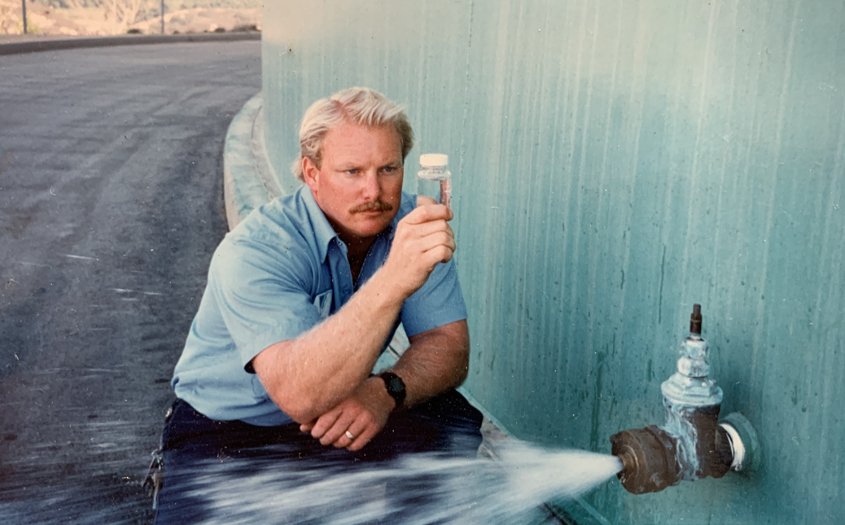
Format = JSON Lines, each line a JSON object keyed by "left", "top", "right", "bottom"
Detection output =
{"left": 417, "top": 153, "right": 452, "bottom": 210}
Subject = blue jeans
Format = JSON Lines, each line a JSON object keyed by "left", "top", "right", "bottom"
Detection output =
{"left": 152, "top": 391, "right": 483, "bottom": 523}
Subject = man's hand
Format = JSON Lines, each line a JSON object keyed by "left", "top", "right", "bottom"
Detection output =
{"left": 299, "top": 376, "right": 395, "bottom": 451}
{"left": 380, "top": 196, "right": 455, "bottom": 298}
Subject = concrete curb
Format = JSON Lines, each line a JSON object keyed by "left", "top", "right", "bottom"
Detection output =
{"left": 0, "top": 31, "right": 260, "bottom": 56}
{"left": 222, "top": 92, "right": 282, "bottom": 229}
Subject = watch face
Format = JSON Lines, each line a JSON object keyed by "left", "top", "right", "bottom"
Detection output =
{"left": 385, "top": 375, "right": 403, "bottom": 393}
{"left": 380, "top": 372, "right": 406, "bottom": 407}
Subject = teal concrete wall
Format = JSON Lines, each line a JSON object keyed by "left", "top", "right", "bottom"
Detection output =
{"left": 261, "top": 2, "right": 844, "bottom": 523}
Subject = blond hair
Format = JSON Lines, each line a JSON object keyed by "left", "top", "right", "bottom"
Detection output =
{"left": 290, "top": 87, "right": 414, "bottom": 181}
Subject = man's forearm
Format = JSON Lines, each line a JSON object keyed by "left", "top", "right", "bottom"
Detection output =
{"left": 252, "top": 269, "right": 404, "bottom": 423}
{"left": 299, "top": 318, "right": 470, "bottom": 452}
{"left": 388, "top": 320, "right": 469, "bottom": 409}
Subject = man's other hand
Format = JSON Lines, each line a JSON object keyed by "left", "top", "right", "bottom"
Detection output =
{"left": 299, "top": 377, "right": 394, "bottom": 451}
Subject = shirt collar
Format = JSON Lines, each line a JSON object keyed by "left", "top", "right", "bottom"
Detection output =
{"left": 298, "top": 186, "right": 337, "bottom": 263}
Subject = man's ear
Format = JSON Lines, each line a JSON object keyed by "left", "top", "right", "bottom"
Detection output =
{"left": 302, "top": 157, "right": 319, "bottom": 190}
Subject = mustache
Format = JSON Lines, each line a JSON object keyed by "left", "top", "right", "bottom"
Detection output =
{"left": 350, "top": 201, "right": 393, "bottom": 213}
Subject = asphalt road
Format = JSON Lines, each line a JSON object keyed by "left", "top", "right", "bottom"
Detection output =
{"left": 0, "top": 40, "right": 261, "bottom": 523}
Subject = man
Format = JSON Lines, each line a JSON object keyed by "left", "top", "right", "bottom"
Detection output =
{"left": 150, "top": 87, "right": 482, "bottom": 520}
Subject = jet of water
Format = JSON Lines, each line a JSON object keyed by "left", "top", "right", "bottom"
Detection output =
{"left": 178, "top": 440, "right": 622, "bottom": 524}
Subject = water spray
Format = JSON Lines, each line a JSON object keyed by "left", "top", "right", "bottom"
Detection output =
{"left": 610, "top": 304, "right": 760, "bottom": 494}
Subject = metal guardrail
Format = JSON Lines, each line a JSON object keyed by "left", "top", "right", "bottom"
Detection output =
{"left": 0, "top": 31, "right": 260, "bottom": 56}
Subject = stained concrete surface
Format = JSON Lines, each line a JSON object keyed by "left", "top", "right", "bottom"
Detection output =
{"left": 0, "top": 40, "right": 260, "bottom": 523}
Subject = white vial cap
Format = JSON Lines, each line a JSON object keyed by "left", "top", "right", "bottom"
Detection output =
{"left": 420, "top": 153, "right": 448, "bottom": 167}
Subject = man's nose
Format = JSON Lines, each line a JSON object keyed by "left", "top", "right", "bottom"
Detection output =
{"left": 360, "top": 170, "right": 381, "bottom": 199}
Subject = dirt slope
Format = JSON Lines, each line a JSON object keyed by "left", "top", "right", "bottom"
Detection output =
{"left": 1, "top": 0, "right": 261, "bottom": 36}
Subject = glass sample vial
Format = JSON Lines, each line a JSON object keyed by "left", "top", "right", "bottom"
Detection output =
{"left": 416, "top": 153, "right": 452, "bottom": 210}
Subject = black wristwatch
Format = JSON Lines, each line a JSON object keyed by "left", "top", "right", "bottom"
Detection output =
{"left": 378, "top": 371, "right": 406, "bottom": 410}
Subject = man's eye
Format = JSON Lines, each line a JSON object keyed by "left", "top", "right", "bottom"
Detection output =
{"left": 344, "top": 169, "right": 360, "bottom": 176}
{"left": 380, "top": 166, "right": 399, "bottom": 174}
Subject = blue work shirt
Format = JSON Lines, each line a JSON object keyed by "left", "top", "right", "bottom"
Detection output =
{"left": 171, "top": 186, "right": 467, "bottom": 426}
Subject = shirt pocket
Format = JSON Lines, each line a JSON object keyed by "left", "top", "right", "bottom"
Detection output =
{"left": 313, "top": 289, "right": 333, "bottom": 319}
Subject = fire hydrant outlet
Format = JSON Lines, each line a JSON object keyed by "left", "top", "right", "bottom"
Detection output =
{"left": 610, "top": 426, "right": 681, "bottom": 494}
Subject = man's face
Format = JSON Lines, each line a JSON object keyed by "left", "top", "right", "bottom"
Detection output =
{"left": 303, "top": 121, "right": 404, "bottom": 245}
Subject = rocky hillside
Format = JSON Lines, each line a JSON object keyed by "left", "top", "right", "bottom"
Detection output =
{"left": 1, "top": 0, "right": 261, "bottom": 36}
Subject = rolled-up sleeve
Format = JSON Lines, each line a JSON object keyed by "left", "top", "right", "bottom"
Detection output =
{"left": 209, "top": 236, "right": 323, "bottom": 370}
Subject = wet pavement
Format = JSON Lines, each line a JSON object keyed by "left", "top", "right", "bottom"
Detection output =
{"left": 0, "top": 40, "right": 261, "bottom": 523}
